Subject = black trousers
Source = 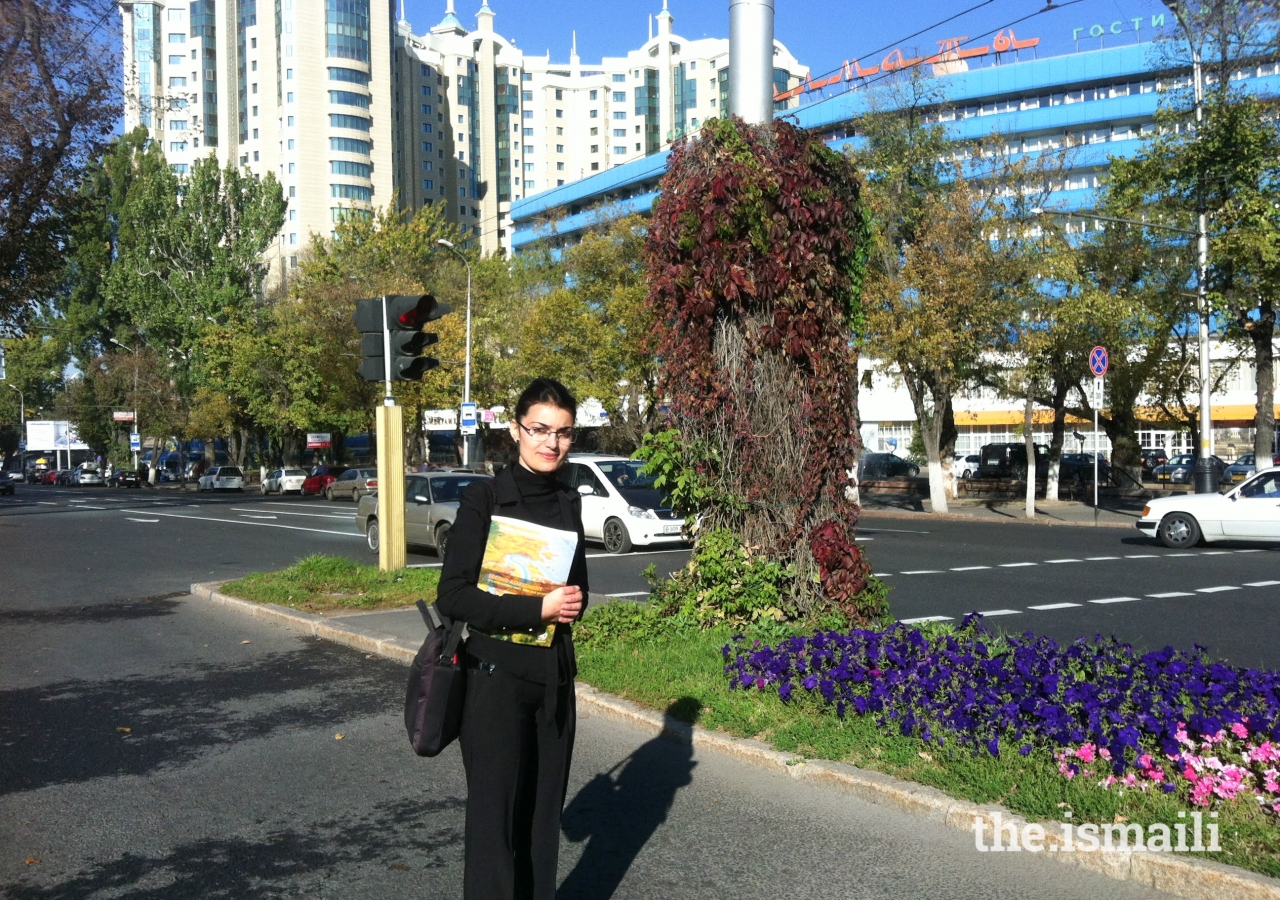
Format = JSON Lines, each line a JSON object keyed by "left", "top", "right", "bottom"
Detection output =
{"left": 459, "top": 661, "right": 576, "bottom": 900}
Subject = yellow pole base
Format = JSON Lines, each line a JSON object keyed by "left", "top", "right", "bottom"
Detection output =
{"left": 376, "top": 403, "right": 406, "bottom": 572}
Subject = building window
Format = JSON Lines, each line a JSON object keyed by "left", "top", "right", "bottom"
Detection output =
{"left": 326, "top": 0, "right": 371, "bottom": 62}
{"left": 590, "top": 127, "right": 598, "bottom": 136}
{"left": 557, "top": 179, "right": 564, "bottom": 185}
{"left": 523, "top": 144, "right": 532, "bottom": 153}
{"left": 331, "top": 183, "right": 373, "bottom": 200}
{"left": 169, "top": 120, "right": 188, "bottom": 130}
{"left": 555, "top": 144, "right": 564, "bottom": 153}
{"left": 613, "top": 128, "right": 626, "bottom": 137}
{"left": 329, "top": 90, "right": 370, "bottom": 109}
{"left": 169, "top": 33, "right": 186, "bottom": 43}
{"left": 523, "top": 110, "right": 533, "bottom": 119}
{"left": 556, "top": 161, "right": 564, "bottom": 171}
{"left": 555, "top": 109, "right": 563, "bottom": 118}
{"left": 254, "top": 151, "right": 260, "bottom": 161}
{"left": 554, "top": 88, "right": 563, "bottom": 100}
{"left": 169, "top": 141, "right": 188, "bottom": 152}
{"left": 613, "top": 111, "right": 626, "bottom": 119}
{"left": 289, "top": 186, "right": 296, "bottom": 197}
{"left": 287, "top": 68, "right": 294, "bottom": 79}
{"left": 522, "top": 72, "right": 532, "bottom": 81}
{"left": 421, "top": 85, "right": 431, "bottom": 95}
{"left": 457, "top": 132, "right": 464, "bottom": 142}
{"left": 589, "top": 109, "right": 598, "bottom": 118}
{"left": 253, "top": 127, "right": 259, "bottom": 138}
{"left": 612, "top": 91, "right": 626, "bottom": 102}
{"left": 330, "top": 135, "right": 371, "bottom": 152}
{"left": 286, "top": 92, "right": 294, "bottom": 102}
{"left": 423, "top": 179, "right": 433, "bottom": 190}
{"left": 421, "top": 160, "right": 433, "bottom": 171}
{"left": 288, "top": 138, "right": 295, "bottom": 149}
{"left": 523, "top": 127, "right": 533, "bottom": 136}
{"left": 168, "top": 54, "right": 184, "bottom": 64}
{"left": 167, "top": 8, "right": 184, "bottom": 20}
{"left": 289, "top": 209, "right": 297, "bottom": 221}
{"left": 252, "top": 82, "right": 258, "bottom": 94}
{"left": 589, "top": 89, "right": 597, "bottom": 100}
{"left": 612, "top": 73, "right": 625, "bottom": 82}
{"left": 590, "top": 145, "right": 598, "bottom": 153}
{"left": 590, "top": 162, "right": 599, "bottom": 171}
{"left": 329, "top": 113, "right": 372, "bottom": 131}
{"left": 329, "top": 66, "right": 369, "bottom": 85}
{"left": 635, "top": 143, "right": 641, "bottom": 151}
{"left": 251, "top": 60, "right": 257, "bottom": 72}
{"left": 172, "top": 163, "right": 189, "bottom": 174}
{"left": 421, "top": 141, "right": 432, "bottom": 151}
{"left": 290, "top": 233, "right": 297, "bottom": 244}
{"left": 252, "top": 105, "right": 258, "bottom": 116}
{"left": 421, "top": 103, "right": 431, "bottom": 114}
{"left": 169, "top": 76, "right": 187, "bottom": 87}
{"left": 458, "top": 150, "right": 465, "bottom": 161}
{"left": 459, "top": 204, "right": 467, "bottom": 215}
{"left": 422, "top": 123, "right": 433, "bottom": 133}
{"left": 286, "top": 161, "right": 293, "bottom": 172}
{"left": 523, "top": 162, "right": 534, "bottom": 172}
{"left": 613, "top": 146, "right": 625, "bottom": 154}
{"left": 331, "top": 159, "right": 372, "bottom": 177}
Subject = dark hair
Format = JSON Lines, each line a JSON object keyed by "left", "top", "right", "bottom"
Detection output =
{"left": 515, "top": 377, "right": 577, "bottom": 421}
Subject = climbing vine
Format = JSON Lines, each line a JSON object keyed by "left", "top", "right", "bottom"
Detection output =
{"left": 644, "top": 116, "right": 885, "bottom": 625}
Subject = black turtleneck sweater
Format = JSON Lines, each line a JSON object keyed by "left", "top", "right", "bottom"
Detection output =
{"left": 436, "top": 461, "right": 590, "bottom": 683}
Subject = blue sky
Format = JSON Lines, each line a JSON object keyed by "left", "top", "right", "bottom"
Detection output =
{"left": 403, "top": 0, "right": 1174, "bottom": 78}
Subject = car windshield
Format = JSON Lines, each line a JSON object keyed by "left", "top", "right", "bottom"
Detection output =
{"left": 220, "top": 467, "right": 243, "bottom": 477}
{"left": 1169, "top": 456, "right": 1193, "bottom": 466}
{"left": 1240, "top": 471, "right": 1280, "bottom": 498}
{"left": 283, "top": 469, "right": 306, "bottom": 476}
{"left": 428, "top": 476, "right": 488, "bottom": 503}
{"left": 1235, "top": 455, "right": 1255, "bottom": 466}
{"left": 359, "top": 469, "right": 376, "bottom": 477}
{"left": 595, "top": 460, "right": 658, "bottom": 490}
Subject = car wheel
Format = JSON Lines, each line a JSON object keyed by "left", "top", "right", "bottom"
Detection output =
{"left": 962, "top": 469, "right": 972, "bottom": 479}
{"left": 602, "top": 517, "right": 633, "bottom": 554}
{"left": 435, "top": 524, "right": 450, "bottom": 561}
{"left": 366, "top": 518, "right": 380, "bottom": 554}
{"left": 261, "top": 483, "right": 269, "bottom": 495}
{"left": 1157, "top": 512, "right": 1202, "bottom": 549}
{"left": 325, "top": 486, "right": 335, "bottom": 502}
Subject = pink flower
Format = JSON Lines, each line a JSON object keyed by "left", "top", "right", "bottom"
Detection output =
{"left": 1231, "top": 722, "right": 1250, "bottom": 739}
{"left": 1075, "top": 743, "right": 1097, "bottom": 763}
{"left": 1099, "top": 747, "right": 1112, "bottom": 761}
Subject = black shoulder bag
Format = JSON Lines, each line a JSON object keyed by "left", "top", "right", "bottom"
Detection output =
{"left": 404, "top": 599, "right": 467, "bottom": 757}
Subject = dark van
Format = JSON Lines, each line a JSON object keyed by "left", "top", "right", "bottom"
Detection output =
{"left": 977, "top": 442, "right": 1050, "bottom": 480}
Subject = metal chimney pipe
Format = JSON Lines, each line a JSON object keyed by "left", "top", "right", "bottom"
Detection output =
{"left": 728, "top": 0, "right": 775, "bottom": 125}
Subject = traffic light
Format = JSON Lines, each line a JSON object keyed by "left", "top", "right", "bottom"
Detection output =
{"left": 353, "top": 294, "right": 451, "bottom": 382}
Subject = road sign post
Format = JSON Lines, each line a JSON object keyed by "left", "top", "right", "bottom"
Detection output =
{"left": 375, "top": 404, "right": 406, "bottom": 572}
{"left": 1088, "top": 347, "right": 1108, "bottom": 520}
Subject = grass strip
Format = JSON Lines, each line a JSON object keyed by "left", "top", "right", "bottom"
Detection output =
{"left": 576, "top": 625, "right": 1280, "bottom": 879}
{"left": 220, "top": 554, "right": 439, "bottom": 613}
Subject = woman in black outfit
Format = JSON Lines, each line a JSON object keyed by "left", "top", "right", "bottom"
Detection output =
{"left": 436, "top": 378, "right": 588, "bottom": 900}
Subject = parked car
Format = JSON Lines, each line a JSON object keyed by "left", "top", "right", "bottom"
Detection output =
{"left": 562, "top": 454, "right": 684, "bottom": 554}
{"left": 976, "top": 442, "right": 1050, "bottom": 480}
{"left": 327, "top": 467, "right": 378, "bottom": 502}
{"left": 109, "top": 469, "right": 142, "bottom": 488}
{"left": 262, "top": 467, "right": 308, "bottom": 495}
{"left": 1221, "top": 453, "right": 1280, "bottom": 487}
{"left": 357, "top": 472, "right": 494, "bottom": 556}
{"left": 301, "top": 465, "right": 348, "bottom": 496}
{"left": 858, "top": 452, "right": 921, "bottom": 480}
{"left": 42, "top": 469, "right": 61, "bottom": 485}
{"left": 952, "top": 454, "right": 981, "bottom": 480}
{"left": 1151, "top": 454, "right": 1227, "bottom": 485}
{"left": 197, "top": 465, "right": 245, "bottom": 492}
{"left": 74, "top": 464, "right": 104, "bottom": 486}
{"left": 1058, "top": 453, "right": 1111, "bottom": 487}
{"left": 0, "top": 472, "right": 13, "bottom": 495}
{"left": 1137, "top": 466, "right": 1280, "bottom": 548}
{"left": 1141, "top": 448, "right": 1169, "bottom": 479}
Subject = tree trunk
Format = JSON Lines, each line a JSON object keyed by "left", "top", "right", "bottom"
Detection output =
{"left": 1103, "top": 403, "right": 1144, "bottom": 496}
{"left": 1044, "top": 383, "right": 1069, "bottom": 502}
{"left": 1024, "top": 386, "right": 1036, "bottom": 518}
{"left": 1252, "top": 298, "right": 1276, "bottom": 463}
{"left": 905, "top": 378, "right": 951, "bottom": 514}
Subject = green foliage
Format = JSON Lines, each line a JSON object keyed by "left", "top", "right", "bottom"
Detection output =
{"left": 633, "top": 427, "right": 740, "bottom": 519}
{"left": 220, "top": 554, "right": 440, "bottom": 611}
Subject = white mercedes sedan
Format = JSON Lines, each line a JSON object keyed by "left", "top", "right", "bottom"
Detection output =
{"left": 1136, "top": 466, "right": 1280, "bottom": 549}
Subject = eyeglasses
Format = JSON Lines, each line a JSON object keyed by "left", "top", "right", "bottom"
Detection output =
{"left": 517, "top": 422, "right": 577, "bottom": 444}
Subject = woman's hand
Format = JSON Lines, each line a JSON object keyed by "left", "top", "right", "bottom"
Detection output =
{"left": 541, "top": 585, "right": 584, "bottom": 624}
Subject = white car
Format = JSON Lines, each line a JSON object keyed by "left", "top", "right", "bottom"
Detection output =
{"left": 262, "top": 467, "right": 308, "bottom": 494}
{"left": 952, "top": 454, "right": 980, "bottom": 480}
{"left": 564, "top": 454, "right": 685, "bottom": 553}
{"left": 1136, "top": 466, "right": 1280, "bottom": 548}
{"left": 74, "top": 464, "right": 104, "bottom": 486}
{"left": 197, "top": 466, "right": 245, "bottom": 492}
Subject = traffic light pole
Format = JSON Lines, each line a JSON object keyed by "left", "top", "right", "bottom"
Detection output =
{"left": 376, "top": 296, "right": 406, "bottom": 572}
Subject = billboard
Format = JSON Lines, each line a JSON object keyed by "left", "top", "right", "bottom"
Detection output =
{"left": 25, "top": 421, "right": 89, "bottom": 452}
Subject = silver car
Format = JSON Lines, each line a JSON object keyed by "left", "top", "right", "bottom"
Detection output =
{"left": 327, "top": 467, "right": 377, "bottom": 502}
{"left": 262, "top": 467, "right": 308, "bottom": 494}
{"left": 356, "top": 472, "right": 493, "bottom": 557}
{"left": 1221, "top": 453, "right": 1280, "bottom": 487}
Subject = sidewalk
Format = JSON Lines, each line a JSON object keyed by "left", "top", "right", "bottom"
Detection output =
{"left": 860, "top": 493, "right": 1148, "bottom": 528}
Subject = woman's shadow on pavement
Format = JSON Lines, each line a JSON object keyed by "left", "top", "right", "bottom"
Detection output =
{"left": 558, "top": 698, "right": 701, "bottom": 900}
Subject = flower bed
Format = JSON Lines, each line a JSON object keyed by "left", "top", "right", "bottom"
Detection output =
{"left": 724, "top": 615, "right": 1280, "bottom": 815}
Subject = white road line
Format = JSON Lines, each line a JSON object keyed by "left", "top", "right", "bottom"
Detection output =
{"left": 1124, "top": 554, "right": 1158, "bottom": 559}
{"left": 1086, "top": 556, "right": 1120, "bottom": 561}
{"left": 1235, "top": 549, "right": 1265, "bottom": 553}
{"left": 1164, "top": 552, "right": 1196, "bottom": 557}
{"left": 406, "top": 562, "right": 443, "bottom": 569}
{"left": 36, "top": 502, "right": 57, "bottom": 506}
{"left": 585, "top": 548, "right": 690, "bottom": 559}
{"left": 1000, "top": 562, "right": 1037, "bottom": 568}
{"left": 1196, "top": 585, "right": 1240, "bottom": 593}
{"left": 77, "top": 505, "right": 107, "bottom": 510}
{"left": 873, "top": 573, "right": 893, "bottom": 577}
{"left": 857, "top": 526, "right": 932, "bottom": 534}
{"left": 607, "top": 591, "right": 651, "bottom": 597}
{"left": 1148, "top": 591, "right": 1194, "bottom": 598}
{"left": 900, "top": 615, "right": 953, "bottom": 624}
{"left": 1245, "top": 580, "right": 1280, "bottom": 587}
{"left": 117, "top": 508, "right": 362, "bottom": 537}
{"left": 977, "top": 609, "right": 1022, "bottom": 617}
{"left": 854, "top": 537, "right": 873, "bottom": 542}
{"left": 1045, "top": 558, "right": 1081, "bottom": 564}
{"left": 1200, "top": 551, "right": 1232, "bottom": 555}
{"left": 950, "top": 566, "right": 991, "bottom": 571}
{"left": 1090, "top": 596, "right": 1141, "bottom": 605}
{"left": 126, "top": 517, "right": 160, "bottom": 523}
{"left": 230, "top": 507, "right": 350, "bottom": 520}
{"left": 900, "top": 569, "right": 942, "bottom": 575}
{"left": 1028, "top": 602, "right": 1082, "bottom": 611}
{"left": 240, "top": 514, "right": 279, "bottom": 520}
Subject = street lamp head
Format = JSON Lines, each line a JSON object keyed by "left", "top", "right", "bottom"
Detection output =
{"left": 436, "top": 239, "right": 455, "bottom": 249}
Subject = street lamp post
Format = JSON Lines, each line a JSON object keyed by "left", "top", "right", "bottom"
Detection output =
{"left": 436, "top": 239, "right": 474, "bottom": 466}
{"left": 109, "top": 338, "right": 140, "bottom": 470}
{"left": 1162, "top": 0, "right": 1215, "bottom": 493}
{"left": 6, "top": 384, "right": 22, "bottom": 428}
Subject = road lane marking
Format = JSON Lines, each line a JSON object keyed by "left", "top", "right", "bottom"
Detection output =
{"left": 1245, "top": 580, "right": 1280, "bottom": 587}
{"left": 1124, "top": 554, "right": 1158, "bottom": 559}
{"left": 900, "top": 615, "right": 952, "bottom": 624}
{"left": 901, "top": 570, "right": 942, "bottom": 575}
{"left": 116, "top": 508, "right": 362, "bottom": 537}
{"left": 1164, "top": 552, "right": 1196, "bottom": 557}
{"left": 607, "top": 591, "right": 651, "bottom": 597}
{"left": 950, "top": 566, "right": 991, "bottom": 571}
{"left": 1148, "top": 591, "right": 1194, "bottom": 598}
{"left": 36, "top": 502, "right": 57, "bottom": 505}
{"left": 857, "top": 526, "right": 932, "bottom": 534}
{"left": 126, "top": 517, "right": 160, "bottom": 523}
{"left": 977, "top": 609, "right": 1022, "bottom": 617}
{"left": 77, "top": 505, "right": 107, "bottom": 510}
{"left": 1200, "top": 551, "right": 1232, "bottom": 555}
{"left": 1000, "top": 562, "right": 1037, "bottom": 568}
{"left": 873, "top": 573, "right": 893, "bottom": 577}
{"left": 1028, "top": 602, "right": 1082, "bottom": 610}
{"left": 854, "top": 537, "right": 873, "bottom": 542}
{"left": 240, "top": 514, "right": 278, "bottom": 520}
{"left": 1235, "top": 549, "right": 1265, "bottom": 553}
{"left": 1086, "top": 556, "right": 1120, "bottom": 561}
{"left": 1045, "top": 558, "right": 1080, "bottom": 563}
{"left": 585, "top": 548, "right": 690, "bottom": 559}
{"left": 1196, "top": 586, "right": 1240, "bottom": 593}
{"left": 406, "top": 562, "right": 443, "bottom": 568}
{"left": 1090, "top": 596, "right": 1141, "bottom": 605}
{"left": 231, "top": 507, "right": 353, "bottom": 519}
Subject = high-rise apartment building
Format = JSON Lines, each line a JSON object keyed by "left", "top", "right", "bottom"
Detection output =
{"left": 121, "top": 1, "right": 807, "bottom": 263}
{"left": 392, "top": 1, "right": 808, "bottom": 255}
{"left": 120, "top": 0, "right": 394, "bottom": 282}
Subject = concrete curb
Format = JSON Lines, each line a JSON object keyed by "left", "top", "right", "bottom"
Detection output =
{"left": 192, "top": 582, "right": 1280, "bottom": 900}
{"left": 860, "top": 507, "right": 1139, "bottom": 530}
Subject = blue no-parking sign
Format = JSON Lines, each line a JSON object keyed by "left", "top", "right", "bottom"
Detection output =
{"left": 1089, "top": 346, "right": 1109, "bottom": 377}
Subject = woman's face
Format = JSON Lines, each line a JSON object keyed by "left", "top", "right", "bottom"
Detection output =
{"left": 509, "top": 402, "right": 575, "bottom": 474}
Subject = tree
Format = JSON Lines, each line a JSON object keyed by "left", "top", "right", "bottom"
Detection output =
{"left": 0, "top": 0, "right": 119, "bottom": 321}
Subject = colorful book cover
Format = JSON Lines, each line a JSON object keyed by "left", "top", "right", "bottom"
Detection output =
{"left": 478, "top": 515, "right": 579, "bottom": 647}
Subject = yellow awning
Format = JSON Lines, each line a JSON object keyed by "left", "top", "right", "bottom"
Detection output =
{"left": 951, "top": 404, "right": 1280, "bottom": 428}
